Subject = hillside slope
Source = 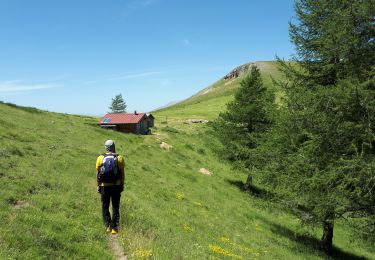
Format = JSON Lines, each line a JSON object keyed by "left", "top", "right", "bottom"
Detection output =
{"left": 1, "top": 100, "right": 374, "bottom": 259}
{"left": 155, "top": 61, "right": 283, "bottom": 120}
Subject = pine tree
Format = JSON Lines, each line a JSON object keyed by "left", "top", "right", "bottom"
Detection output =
{"left": 213, "top": 66, "right": 275, "bottom": 186}
{"left": 266, "top": 78, "right": 375, "bottom": 254}
{"left": 269, "top": 0, "right": 375, "bottom": 254}
{"left": 109, "top": 94, "right": 127, "bottom": 113}
{"left": 287, "top": 0, "right": 375, "bottom": 85}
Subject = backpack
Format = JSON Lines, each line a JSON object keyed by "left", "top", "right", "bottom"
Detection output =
{"left": 97, "top": 153, "right": 119, "bottom": 183}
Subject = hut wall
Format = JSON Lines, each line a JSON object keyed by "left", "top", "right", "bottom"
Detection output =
{"left": 116, "top": 124, "right": 138, "bottom": 133}
{"left": 138, "top": 119, "right": 145, "bottom": 134}
{"left": 148, "top": 117, "right": 154, "bottom": 127}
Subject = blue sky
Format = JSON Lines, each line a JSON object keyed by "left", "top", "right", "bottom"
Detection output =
{"left": 0, "top": 0, "right": 295, "bottom": 115}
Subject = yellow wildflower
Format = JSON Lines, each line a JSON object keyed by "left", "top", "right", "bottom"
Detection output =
{"left": 183, "top": 223, "right": 191, "bottom": 232}
{"left": 133, "top": 249, "right": 153, "bottom": 258}
{"left": 175, "top": 192, "right": 184, "bottom": 200}
{"left": 255, "top": 224, "right": 262, "bottom": 231}
{"left": 220, "top": 236, "right": 230, "bottom": 243}
{"left": 219, "top": 236, "right": 257, "bottom": 254}
{"left": 209, "top": 244, "right": 242, "bottom": 259}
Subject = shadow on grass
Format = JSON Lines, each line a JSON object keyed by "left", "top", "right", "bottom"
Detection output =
{"left": 225, "top": 179, "right": 276, "bottom": 200}
{"left": 264, "top": 220, "right": 367, "bottom": 260}
{"left": 226, "top": 178, "right": 368, "bottom": 260}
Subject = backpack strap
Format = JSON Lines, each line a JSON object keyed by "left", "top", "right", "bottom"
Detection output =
{"left": 101, "top": 153, "right": 118, "bottom": 168}
{"left": 102, "top": 153, "right": 117, "bottom": 158}
{"left": 99, "top": 153, "right": 117, "bottom": 167}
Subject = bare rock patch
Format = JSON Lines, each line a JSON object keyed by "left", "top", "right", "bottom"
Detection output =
{"left": 199, "top": 168, "right": 212, "bottom": 176}
{"left": 13, "top": 200, "right": 30, "bottom": 210}
{"left": 186, "top": 119, "right": 209, "bottom": 124}
{"left": 160, "top": 142, "right": 173, "bottom": 150}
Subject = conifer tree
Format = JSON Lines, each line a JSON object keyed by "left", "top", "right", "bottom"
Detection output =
{"left": 287, "top": 0, "right": 375, "bottom": 85}
{"left": 270, "top": 0, "right": 375, "bottom": 254}
{"left": 109, "top": 94, "right": 127, "bottom": 113}
{"left": 213, "top": 66, "right": 274, "bottom": 184}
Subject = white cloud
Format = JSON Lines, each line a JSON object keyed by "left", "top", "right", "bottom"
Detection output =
{"left": 3, "top": 80, "right": 22, "bottom": 84}
{"left": 109, "top": 71, "right": 161, "bottom": 81}
{"left": 0, "top": 81, "right": 61, "bottom": 93}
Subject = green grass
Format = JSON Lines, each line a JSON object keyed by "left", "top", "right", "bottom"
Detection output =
{"left": 0, "top": 104, "right": 113, "bottom": 259}
{"left": 1, "top": 60, "right": 374, "bottom": 259}
{"left": 156, "top": 61, "right": 284, "bottom": 120}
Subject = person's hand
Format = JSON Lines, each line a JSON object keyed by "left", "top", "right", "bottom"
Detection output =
{"left": 97, "top": 186, "right": 102, "bottom": 193}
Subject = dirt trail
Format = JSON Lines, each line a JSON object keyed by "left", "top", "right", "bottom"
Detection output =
{"left": 108, "top": 234, "right": 127, "bottom": 260}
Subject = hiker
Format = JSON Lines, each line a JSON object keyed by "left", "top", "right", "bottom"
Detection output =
{"left": 96, "top": 140, "right": 125, "bottom": 234}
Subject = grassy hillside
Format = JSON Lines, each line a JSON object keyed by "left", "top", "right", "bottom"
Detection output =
{"left": 156, "top": 61, "right": 283, "bottom": 120}
{"left": 0, "top": 103, "right": 114, "bottom": 259}
{"left": 1, "top": 99, "right": 374, "bottom": 259}
{"left": 0, "top": 61, "right": 373, "bottom": 260}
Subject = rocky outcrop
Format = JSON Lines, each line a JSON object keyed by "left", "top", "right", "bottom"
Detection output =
{"left": 222, "top": 62, "right": 254, "bottom": 80}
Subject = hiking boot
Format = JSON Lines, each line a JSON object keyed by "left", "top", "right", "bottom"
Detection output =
{"left": 111, "top": 228, "right": 118, "bottom": 235}
{"left": 106, "top": 226, "right": 111, "bottom": 233}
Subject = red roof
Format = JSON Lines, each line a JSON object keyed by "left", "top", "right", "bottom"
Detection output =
{"left": 99, "top": 113, "right": 146, "bottom": 124}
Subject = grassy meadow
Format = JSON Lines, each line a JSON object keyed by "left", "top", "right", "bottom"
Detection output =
{"left": 1, "top": 61, "right": 374, "bottom": 259}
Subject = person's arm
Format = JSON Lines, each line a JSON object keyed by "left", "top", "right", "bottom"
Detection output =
{"left": 96, "top": 156, "right": 102, "bottom": 192}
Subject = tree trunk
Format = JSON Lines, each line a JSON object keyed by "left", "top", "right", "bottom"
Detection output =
{"left": 243, "top": 175, "right": 253, "bottom": 191}
{"left": 321, "top": 220, "right": 334, "bottom": 255}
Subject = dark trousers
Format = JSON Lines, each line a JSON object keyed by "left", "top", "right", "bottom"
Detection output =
{"left": 100, "top": 185, "right": 121, "bottom": 229}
